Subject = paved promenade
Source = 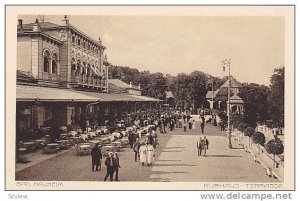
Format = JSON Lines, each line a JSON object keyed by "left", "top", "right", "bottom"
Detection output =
{"left": 16, "top": 122, "right": 278, "bottom": 183}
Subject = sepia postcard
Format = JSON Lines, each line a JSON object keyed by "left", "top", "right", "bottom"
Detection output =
{"left": 5, "top": 5, "right": 295, "bottom": 190}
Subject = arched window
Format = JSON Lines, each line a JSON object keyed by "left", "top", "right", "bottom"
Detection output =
{"left": 77, "top": 37, "right": 81, "bottom": 46}
{"left": 43, "top": 50, "right": 50, "bottom": 73}
{"left": 77, "top": 59, "right": 81, "bottom": 75}
{"left": 82, "top": 62, "right": 86, "bottom": 75}
{"left": 87, "top": 64, "right": 91, "bottom": 76}
{"left": 71, "top": 58, "right": 76, "bottom": 75}
{"left": 51, "top": 53, "right": 58, "bottom": 74}
{"left": 83, "top": 40, "right": 86, "bottom": 48}
{"left": 72, "top": 35, "right": 75, "bottom": 43}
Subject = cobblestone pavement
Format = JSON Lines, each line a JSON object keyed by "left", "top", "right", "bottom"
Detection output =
{"left": 16, "top": 122, "right": 278, "bottom": 183}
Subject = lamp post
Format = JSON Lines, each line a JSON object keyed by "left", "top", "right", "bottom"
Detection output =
{"left": 209, "top": 78, "right": 214, "bottom": 109}
{"left": 221, "top": 59, "right": 232, "bottom": 149}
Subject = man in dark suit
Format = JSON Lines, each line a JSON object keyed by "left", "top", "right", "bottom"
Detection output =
{"left": 104, "top": 152, "right": 117, "bottom": 181}
{"left": 113, "top": 152, "right": 121, "bottom": 181}
{"left": 203, "top": 136, "right": 209, "bottom": 157}
{"left": 128, "top": 131, "right": 134, "bottom": 148}
{"left": 91, "top": 143, "right": 102, "bottom": 171}
{"left": 200, "top": 121, "right": 205, "bottom": 134}
{"left": 133, "top": 138, "right": 140, "bottom": 162}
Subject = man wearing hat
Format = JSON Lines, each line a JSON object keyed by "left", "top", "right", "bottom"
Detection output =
{"left": 91, "top": 143, "right": 102, "bottom": 171}
{"left": 113, "top": 152, "right": 121, "bottom": 181}
{"left": 104, "top": 152, "right": 117, "bottom": 181}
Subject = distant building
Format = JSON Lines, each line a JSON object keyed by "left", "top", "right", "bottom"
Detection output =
{"left": 206, "top": 76, "right": 244, "bottom": 113}
{"left": 108, "top": 79, "right": 141, "bottom": 95}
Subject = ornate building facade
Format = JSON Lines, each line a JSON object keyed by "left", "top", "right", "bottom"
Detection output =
{"left": 17, "top": 16, "right": 108, "bottom": 89}
{"left": 16, "top": 16, "right": 160, "bottom": 140}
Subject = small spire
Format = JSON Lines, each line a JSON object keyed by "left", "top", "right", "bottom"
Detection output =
{"left": 63, "top": 15, "right": 69, "bottom": 25}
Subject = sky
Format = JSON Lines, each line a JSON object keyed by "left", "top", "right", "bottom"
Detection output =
{"left": 19, "top": 15, "right": 285, "bottom": 85}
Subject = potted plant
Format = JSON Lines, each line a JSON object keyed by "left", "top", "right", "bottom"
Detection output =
{"left": 265, "top": 138, "right": 284, "bottom": 168}
{"left": 244, "top": 127, "right": 255, "bottom": 147}
{"left": 251, "top": 131, "right": 266, "bottom": 162}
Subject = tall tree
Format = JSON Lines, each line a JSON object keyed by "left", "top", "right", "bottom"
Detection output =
{"left": 238, "top": 83, "right": 270, "bottom": 127}
{"left": 268, "top": 67, "right": 284, "bottom": 127}
{"left": 148, "top": 72, "right": 168, "bottom": 99}
{"left": 189, "top": 70, "right": 208, "bottom": 108}
{"left": 170, "top": 73, "right": 192, "bottom": 110}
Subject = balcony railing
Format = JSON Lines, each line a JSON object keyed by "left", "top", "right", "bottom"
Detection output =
{"left": 70, "top": 74, "right": 106, "bottom": 89}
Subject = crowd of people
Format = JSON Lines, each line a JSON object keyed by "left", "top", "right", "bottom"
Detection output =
{"left": 90, "top": 108, "right": 220, "bottom": 181}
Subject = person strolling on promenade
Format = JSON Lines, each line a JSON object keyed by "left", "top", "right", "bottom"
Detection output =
{"left": 91, "top": 143, "right": 102, "bottom": 171}
{"left": 200, "top": 121, "right": 205, "bottom": 134}
{"left": 133, "top": 138, "right": 140, "bottom": 162}
{"left": 113, "top": 152, "right": 121, "bottom": 181}
{"left": 146, "top": 142, "right": 155, "bottom": 166}
{"left": 104, "top": 152, "right": 117, "bottom": 181}
{"left": 183, "top": 121, "right": 187, "bottom": 132}
{"left": 197, "top": 137, "right": 203, "bottom": 156}
{"left": 202, "top": 136, "right": 209, "bottom": 157}
{"left": 192, "top": 119, "right": 196, "bottom": 130}
{"left": 139, "top": 142, "right": 147, "bottom": 166}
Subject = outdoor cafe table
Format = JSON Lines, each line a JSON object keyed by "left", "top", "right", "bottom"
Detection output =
{"left": 76, "top": 143, "right": 91, "bottom": 155}
{"left": 23, "top": 142, "right": 37, "bottom": 152}
{"left": 69, "top": 131, "right": 77, "bottom": 137}
{"left": 119, "top": 138, "right": 129, "bottom": 146}
{"left": 60, "top": 133, "right": 68, "bottom": 139}
{"left": 80, "top": 134, "right": 88, "bottom": 140}
{"left": 57, "top": 140, "right": 69, "bottom": 143}
{"left": 43, "top": 143, "right": 60, "bottom": 154}
{"left": 69, "top": 137, "right": 79, "bottom": 144}
{"left": 102, "top": 145, "right": 115, "bottom": 155}
{"left": 57, "top": 140, "right": 72, "bottom": 149}
{"left": 34, "top": 139, "right": 46, "bottom": 149}
{"left": 89, "top": 131, "right": 96, "bottom": 137}
{"left": 111, "top": 141, "right": 122, "bottom": 151}
{"left": 47, "top": 143, "right": 59, "bottom": 148}
{"left": 90, "top": 140, "right": 100, "bottom": 144}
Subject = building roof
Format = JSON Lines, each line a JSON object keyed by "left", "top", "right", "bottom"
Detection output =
{"left": 17, "top": 85, "right": 97, "bottom": 102}
{"left": 220, "top": 76, "right": 242, "bottom": 89}
{"left": 108, "top": 79, "right": 140, "bottom": 90}
{"left": 17, "top": 20, "right": 103, "bottom": 48}
{"left": 18, "top": 22, "right": 61, "bottom": 32}
{"left": 227, "top": 95, "right": 244, "bottom": 104}
{"left": 206, "top": 89, "right": 219, "bottom": 99}
{"left": 128, "top": 94, "right": 161, "bottom": 102}
{"left": 17, "top": 85, "right": 159, "bottom": 102}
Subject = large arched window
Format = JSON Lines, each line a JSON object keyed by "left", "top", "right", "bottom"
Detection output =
{"left": 87, "top": 63, "right": 91, "bottom": 76}
{"left": 82, "top": 62, "right": 86, "bottom": 75}
{"left": 52, "top": 53, "right": 58, "bottom": 74}
{"left": 43, "top": 50, "right": 50, "bottom": 73}
{"left": 71, "top": 58, "right": 76, "bottom": 75}
{"left": 77, "top": 59, "right": 81, "bottom": 75}
{"left": 77, "top": 37, "right": 81, "bottom": 46}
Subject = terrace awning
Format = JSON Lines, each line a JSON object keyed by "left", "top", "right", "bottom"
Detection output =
{"left": 16, "top": 85, "right": 160, "bottom": 102}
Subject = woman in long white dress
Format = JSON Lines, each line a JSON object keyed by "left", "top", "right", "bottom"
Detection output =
{"left": 192, "top": 119, "right": 196, "bottom": 130}
{"left": 146, "top": 144, "right": 155, "bottom": 166}
{"left": 139, "top": 143, "right": 147, "bottom": 166}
